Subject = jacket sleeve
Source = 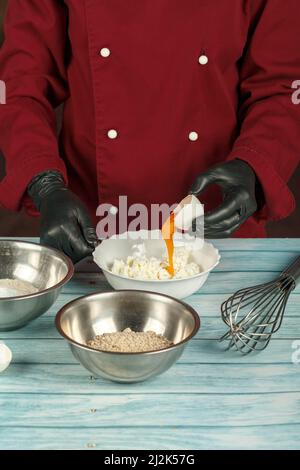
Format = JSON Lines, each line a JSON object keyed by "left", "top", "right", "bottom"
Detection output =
{"left": 0, "top": 0, "right": 69, "bottom": 211}
{"left": 227, "top": 0, "right": 300, "bottom": 222}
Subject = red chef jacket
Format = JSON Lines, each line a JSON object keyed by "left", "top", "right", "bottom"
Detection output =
{"left": 0, "top": 0, "right": 299, "bottom": 237}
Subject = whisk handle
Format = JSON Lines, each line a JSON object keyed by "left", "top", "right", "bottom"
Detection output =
{"left": 282, "top": 256, "right": 300, "bottom": 286}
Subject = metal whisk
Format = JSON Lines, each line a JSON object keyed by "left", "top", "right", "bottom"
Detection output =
{"left": 220, "top": 256, "right": 300, "bottom": 354}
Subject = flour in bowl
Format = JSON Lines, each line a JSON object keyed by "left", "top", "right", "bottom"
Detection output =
{"left": 0, "top": 279, "right": 38, "bottom": 298}
{"left": 111, "top": 246, "right": 201, "bottom": 280}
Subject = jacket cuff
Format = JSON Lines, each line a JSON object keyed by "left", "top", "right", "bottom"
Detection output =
{"left": 226, "top": 146, "right": 295, "bottom": 222}
{"left": 0, "top": 155, "right": 68, "bottom": 212}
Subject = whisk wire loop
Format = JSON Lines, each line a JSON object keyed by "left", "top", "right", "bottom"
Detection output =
{"left": 219, "top": 256, "right": 300, "bottom": 354}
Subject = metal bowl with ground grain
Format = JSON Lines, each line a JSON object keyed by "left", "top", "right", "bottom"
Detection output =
{"left": 56, "top": 290, "right": 200, "bottom": 383}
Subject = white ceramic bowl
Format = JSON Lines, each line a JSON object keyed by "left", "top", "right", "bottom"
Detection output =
{"left": 93, "top": 230, "right": 220, "bottom": 299}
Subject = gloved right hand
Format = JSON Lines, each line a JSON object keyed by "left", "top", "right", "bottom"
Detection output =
{"left": 28, "top": 171, "right": 97, "bottom": 263}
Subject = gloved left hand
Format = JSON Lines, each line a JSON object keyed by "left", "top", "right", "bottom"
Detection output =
{"left": 189, "top": 159, "right": 259, "bottom": 238}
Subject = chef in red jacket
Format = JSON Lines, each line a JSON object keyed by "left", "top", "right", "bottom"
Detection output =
{"left": 0, "top": 1, "right": 299, "bottom": 262}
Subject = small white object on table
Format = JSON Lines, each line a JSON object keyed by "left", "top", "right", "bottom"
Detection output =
{"left": 0, "top": 342, "right": 12, "bottom": 373}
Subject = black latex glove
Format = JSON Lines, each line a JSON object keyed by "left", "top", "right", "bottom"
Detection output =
{"left": 28, "top": 171, "right": 97, "bottom": 263}
{"left": 189, "top": 160, "right": 259, "bottom": 238}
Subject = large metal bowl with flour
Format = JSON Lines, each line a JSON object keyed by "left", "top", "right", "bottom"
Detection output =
{"left": 0, "top": 240, "right": 74, "bottom": 331}
{"left": 93, "top": 230, "right": 220, "bottom": 299}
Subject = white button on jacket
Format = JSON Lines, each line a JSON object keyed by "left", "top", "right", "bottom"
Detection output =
{"left": 100, "top": 47, "right": 111, "bottom": 58}
{"left": 107, "top": 129, "right": 118, "bottom": 139}
{"left": 189, "top": 131, "right": 198, "bottom": 142}
{"left": 198, "top": 55, "right": 208, "bottom": 65}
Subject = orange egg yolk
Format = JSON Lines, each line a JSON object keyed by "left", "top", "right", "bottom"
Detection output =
{"left": 161, "top": 212, "right": 175, "bottom": 278}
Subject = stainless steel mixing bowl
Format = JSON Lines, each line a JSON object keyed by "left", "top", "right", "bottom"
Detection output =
{"left": 56, "top": 290, "right": 200, "bottom": 383}
{"left": 0, "top": 240, "right": 74, "bottom": 331}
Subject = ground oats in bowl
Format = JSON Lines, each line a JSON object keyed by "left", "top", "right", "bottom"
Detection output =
{"left": 87, "top": 328, "right": 173, "bottom": 353}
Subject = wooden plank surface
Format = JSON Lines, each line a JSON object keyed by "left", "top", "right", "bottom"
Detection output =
{"left": 1, "top": 392, "right": 300, "bottom": 427}
{"left": 1, "top": 363, "right": 300, "bottom": 394}
{"left": 1, "top": 425, "right": 300, "bottom": 450}
{"left": 0, "top": 237, "right": 300, "bottom": 450}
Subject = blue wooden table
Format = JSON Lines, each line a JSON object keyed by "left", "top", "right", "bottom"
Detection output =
{"left": 0, "top": 238, "right": 300, "bottom": 450}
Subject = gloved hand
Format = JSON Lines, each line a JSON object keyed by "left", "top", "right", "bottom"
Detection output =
{"left": 189, "top": 159, "right": 259, "bottom": 238}
{"left": 28, "top": 171, "right": 97, "bottom": 263}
